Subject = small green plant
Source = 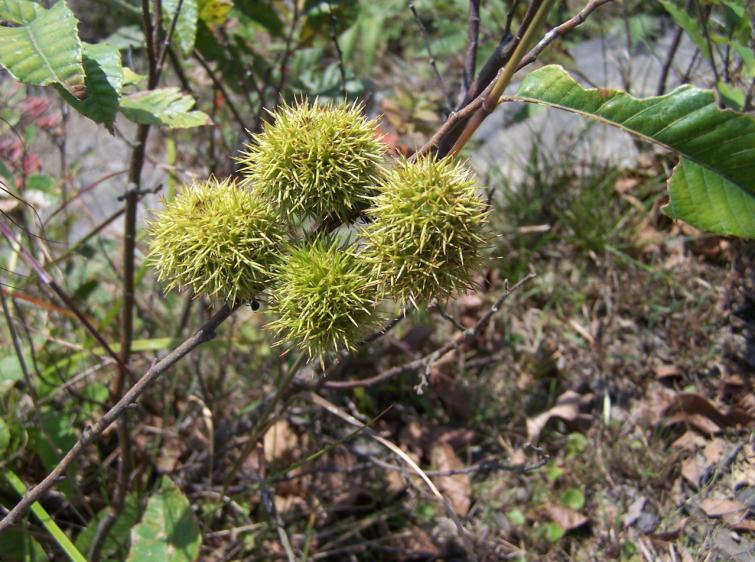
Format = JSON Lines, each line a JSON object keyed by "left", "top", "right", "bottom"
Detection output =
{"left": 147, "top": 177, "right": 284, "bottom": 305}
{"left": 238, "top": 99, "right": 385, "bottom": 222}
{"left": 364, "top": 155, "right": 490, "bottom": 306}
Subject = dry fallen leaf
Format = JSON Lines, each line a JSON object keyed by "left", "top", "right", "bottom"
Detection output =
{"left": 654, "top": 364, "right": 680, "bottom": 379}
{"left": 703, "top": 438, "right": 729, "bottom": 468}
{"left": 699, "top": 498, "right": 749, "bottom": 519}
{"left": 527, "top": 390, "right": 592, "bottom": 443}
{"left": 666, "top": 412, "right": 721, "bottom": 434}
{"left": 264, "top": 420, "right": 299, "bottom": 465}
{"left": 392, "top": 528, "right": 442, "bottom": 559}
{"left": 622, "top": 496, "right": 647, "bottom": 528}
{"left": 681, "top": 456, "right": 702, "bottom": 489}
{"left": 663, "top": 393, "right": 754, "bottom": 434}
{"left": 648, "top": 517, "right": 689, "bottom": 541}
{"left": 672, "top": 431, "right": 707, "bottom": 451}
{"left": 430, "top": 443, "right": 471, "bottom": 517}
{"left": 543, "top": 503, "right": 589, "bottom": 531}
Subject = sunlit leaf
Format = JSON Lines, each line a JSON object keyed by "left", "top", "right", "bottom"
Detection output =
{"left": 197, "top": 0, "right": 231, "bottom": 27}
{"left": 0, "top": 0, "right": 45, "bottom": 24}
{"left": 0, "top": 1, "right": 86, "bottom": 98}
{"left": 512, "top": 65, "right": 755, "bottom": 237}
{"left": 127, "top": 476, "right": 201, "bottom": 562}
{"left": 120, "top": 87, "right": 210, "bottom": 128}
{"left": 666, "top": 159, "right": 755, "bottom": 238}
{"left": 162, "top": 0, "right": 198, "bottom": 56}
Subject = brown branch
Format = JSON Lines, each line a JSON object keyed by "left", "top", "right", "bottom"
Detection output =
{"left": 272, "top": 0, "right": 302, "bottom": 104}
{"left": 410, "top": 1, "right": 453, "bottom": 112}
{"left": 92, "top": 1, "right": 163, "bottom": 552}
{"left": 516, "top": 0, "right": 615, "bottom": 70}
{"left": 462, "top": 0, "right": 481, "bottom": 92}
{"left": 656, "top": 0, "right": 691, "bottom": 95}
{"left": 323, "top": 273, "right": 535, "bottom": 390}
{"left": 446, "top": 0, "right": 554, "bottom": 158}
{"left": 432, "top": 0, "right": 541, "bottom": 156}
{"left": 157, "top": 0, "right": 185, "bottom": 72}
{"left": 194, "top": 51, "right": 253, "bottom": 138}
{"left": 0, "top": 304, "right": 236, "bottom": 533}
{"left": 328, "top": 1, "right": 348, "bottom": 100}
{"left": 422, "top": 0, "right": 613, "bottom": 159}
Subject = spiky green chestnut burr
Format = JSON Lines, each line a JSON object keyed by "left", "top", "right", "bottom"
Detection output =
{"left": 363, "top": 155, "right": 489, "bottom": 306}
{"left": 148, "top": 178, "right": 284, "bottom": 305}
{"left": 266, "top": 237, "right": 379, "bottom": 357}
{"left": 238, "top": 99, "right": 385, "bottom": 222}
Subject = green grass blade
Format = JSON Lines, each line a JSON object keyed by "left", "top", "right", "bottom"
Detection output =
{"left": 4, "top": 469, "right": 87, "bottom": 562}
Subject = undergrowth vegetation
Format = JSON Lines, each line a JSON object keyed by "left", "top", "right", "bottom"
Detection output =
{"left": 0, "top": 0, "right": 753, "bottom": 561}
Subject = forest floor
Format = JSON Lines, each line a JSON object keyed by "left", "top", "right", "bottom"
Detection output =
{"left": 185, "top": 148, "right": 754, "bottom": 561}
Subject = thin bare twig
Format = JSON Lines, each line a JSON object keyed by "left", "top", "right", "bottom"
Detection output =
{"left": 0, "top": 291, "right": 43, "bottom": 442}
{"left": 447, "top": 0, "right": 556, "bottom": 157}
{"left": 310, "top": 392, "right": 479, "bottom": 561}
{"left": 157, "top": 0, "right": 185, "bottom": 71}
{"left": 426, "top": 0, "right": 613, "bottom": 159}
{"left": 323, "top": 273, "right": 535, "bottom": 390}
{"left": 92, "top": 1, "right": 163, "bottom": 554}
{"left": 462, "top": 0, "right": 481, "bottom": 92}
{"left": 516, "top": 0, "right": 614, "bottom": 70}
{"left": 697, "top": 1, "right": 721, "bottom": 87}
{"left": 328, "top": 1, "right": 348, "bottom": 100}
{"left": 273, "top": 0, "right": 302, "bottom": 104}
{"left": 656, "top": 0, "right": 692, "bottom": 95}
{"left": 409, "top": 1, "right": 453, "bottom": 112}
{"left": 194, "top": 51, "right": 253, "bottom": 137}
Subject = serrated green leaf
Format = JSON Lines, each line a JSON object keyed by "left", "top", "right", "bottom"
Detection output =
{"left": 162, "top": 0, "right": 198, "bottom": 56}
{"left": 666, "top": 159, "right": 755, "bottom": 238}
{"left": 512, "top": 65, "right": 755, "bottom": 237}
{"left": 0, "top": 0, "right": 45, "bottom": 24}
{"left": 514, "top": 65, "right": 755, "bottom": 195}
{"left": 126, "top": 476, "right": 201, "bottom": 562}
{"left": 120, "top": 87, "right": 210, "bottom": 128}
{"left": 57, "top": 42, "right": 122, "bottom": 131}
{"left": 0, "top": 1, "right": 86, "bottom": 98}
